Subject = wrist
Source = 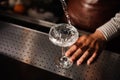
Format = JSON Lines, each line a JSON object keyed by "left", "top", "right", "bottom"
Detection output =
{"left": 93, "top": 30, "right": 107, "bottom": 41}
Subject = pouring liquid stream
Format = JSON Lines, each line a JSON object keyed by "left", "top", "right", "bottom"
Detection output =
{"left": 60, "top": 0, "right": 71, "bottom": 56}
{"left": 60, "top": 0, "right": 72, "bottom": 25}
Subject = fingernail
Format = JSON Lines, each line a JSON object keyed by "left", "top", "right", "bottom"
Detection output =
{"left": 77, "top": 63, "right": 80, "bottom": 66}
{"left": 77, "top": 61, "right": 81, "bottom": 66}
{"left": 87, "top": 61, "right": 90, "bottom": 65}
{"left": 65, "top": 53, "right": 69, "bottom": 57}
{"left": 65, "top": 54, "right": 67, "bottom": 56}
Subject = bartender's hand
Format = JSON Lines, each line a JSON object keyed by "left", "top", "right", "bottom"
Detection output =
{"left": 65, "top": 30, "right": 107, "bottom": 66}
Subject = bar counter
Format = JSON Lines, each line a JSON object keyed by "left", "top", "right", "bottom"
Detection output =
{"left": 0, "top": 21, "right": 120, "bottom": 80}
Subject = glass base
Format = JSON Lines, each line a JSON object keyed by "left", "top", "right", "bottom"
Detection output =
{"left": 55, "top": 56, "right": 73, "bottom": 69}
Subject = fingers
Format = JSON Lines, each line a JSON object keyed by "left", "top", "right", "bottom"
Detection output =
{"left": 76, "top": 48, "right": 95, "bottom": 65}
{"left": 87, "top": 52, "right": 97, "bottom": 65}
{"left": 65, "top": 44, "right": 78, "bottom": 57}
{"left": 76, "top": 50, "right": 90, "bottom": 66}
{"left": 69, "top": 46, "right": 98, "bottom": 66}
{"left": 65, "top": 40, "right": 83, "bottom": 57}
{"left": 70, "top": 48, "right": 82, "bottom": 61}
{"left": 65, "top": 34, "right": 103, "bottom": 66}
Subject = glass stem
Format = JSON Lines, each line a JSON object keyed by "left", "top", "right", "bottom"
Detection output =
{"left": 62, "top": 47, "right": 65, "bottom": 56}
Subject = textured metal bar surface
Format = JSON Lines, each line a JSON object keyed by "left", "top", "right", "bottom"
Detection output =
{"left": 0, "top": 21, "right": 120, "bottom": 80}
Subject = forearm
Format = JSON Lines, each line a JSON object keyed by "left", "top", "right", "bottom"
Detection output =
{"left": 97, "top": 12, "right": 120, "bottom": 41}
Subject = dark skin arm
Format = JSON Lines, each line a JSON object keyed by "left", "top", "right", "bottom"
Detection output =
{"left": 65, "top": 30, "right": 107, "bottom": 65}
